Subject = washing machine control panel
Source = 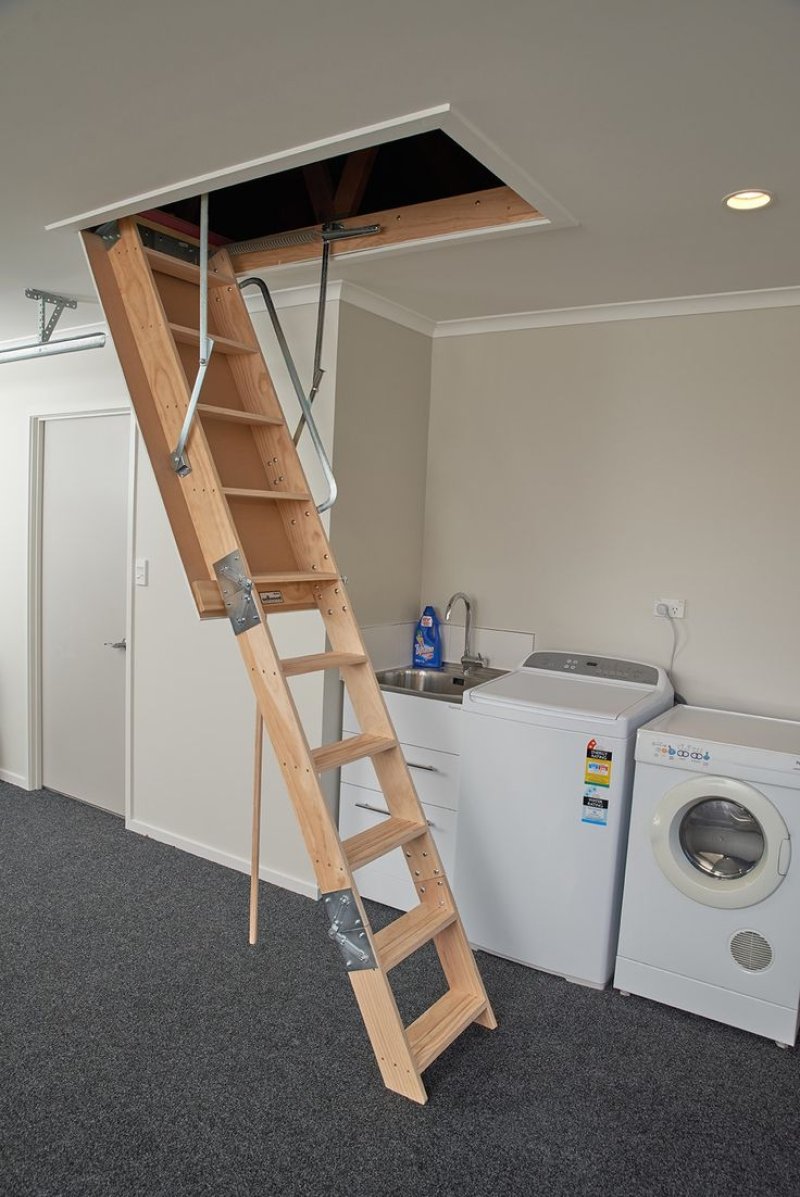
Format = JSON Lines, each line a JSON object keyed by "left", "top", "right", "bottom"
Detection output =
{"left": 523, "top": 651, "right": 659, "bottom": 686}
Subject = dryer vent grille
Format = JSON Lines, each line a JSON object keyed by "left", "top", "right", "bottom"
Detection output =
{"left": 730, "top": 930, "right": 773, "bottom": 972}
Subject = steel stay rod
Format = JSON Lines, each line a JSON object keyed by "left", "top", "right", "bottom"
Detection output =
{"left": 171, "top": 193, "right": 215, "bottom": 475}
{"left": 293, "top": 235, "right": 331, "bottom": 445}
{"left": 238, "top": 275, "right": 338, "bottom": 513}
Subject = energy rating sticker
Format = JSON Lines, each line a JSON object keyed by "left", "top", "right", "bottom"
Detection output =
{"left": 584, "top": 738, "right": 613, "bottom": 787}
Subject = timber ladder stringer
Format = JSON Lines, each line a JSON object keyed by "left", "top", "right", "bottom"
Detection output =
{"left": 83, "top": 216, "right": 496, "bottom": 1104}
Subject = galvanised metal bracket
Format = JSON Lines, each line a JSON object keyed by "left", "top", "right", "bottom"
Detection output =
{"left": 95, "top": 221, "right": 121, "bottom": 247}
{"left": 322, "top": 889, "right": 377, "bottom": 972}
{"left": 213, "top": 550, "right": 261, "bottom": 635}
{"left": 24, "top": 289, "right": 77, "bottom": 343}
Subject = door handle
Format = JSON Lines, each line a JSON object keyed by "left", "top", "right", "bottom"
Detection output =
{"left": 104, "top": 639, "right": 127, "bottom": 650}
{"left": 406, "top": 761, "right": 439, "bottom": 773}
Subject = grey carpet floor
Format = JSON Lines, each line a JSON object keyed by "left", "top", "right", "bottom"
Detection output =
{"left": 1, "top": 782, "right": 799, "bottom": 1197}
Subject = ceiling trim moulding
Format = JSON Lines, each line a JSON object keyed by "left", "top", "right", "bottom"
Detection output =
{"left": 432, "top": 286, "right": 800, "bottom": 338}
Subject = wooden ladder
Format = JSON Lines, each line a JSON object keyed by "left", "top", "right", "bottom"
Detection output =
{"left": 83, "top": 217, "right": 496, "bottom": 1105}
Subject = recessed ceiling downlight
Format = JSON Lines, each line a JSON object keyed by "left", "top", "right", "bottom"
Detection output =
{"left": 723, "top": 189, "right": 773, "bottom": 211}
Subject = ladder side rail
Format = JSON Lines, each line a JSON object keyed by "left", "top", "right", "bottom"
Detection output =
{"left": 82, "top": 230, "right": 211, "bottom": 595}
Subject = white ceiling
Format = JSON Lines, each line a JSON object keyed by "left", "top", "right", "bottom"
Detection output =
{"left": 2, "top": 0, "right": 799, "bottom": 338}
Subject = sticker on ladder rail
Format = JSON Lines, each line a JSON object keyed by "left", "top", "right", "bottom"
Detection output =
{"left": 582, "top": 738, "right": 612, "bottom": 826}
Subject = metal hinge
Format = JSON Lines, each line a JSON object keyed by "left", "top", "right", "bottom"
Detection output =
{"left": 95, "top": 221, "right": 121, "bottom": 247}
{"left": 213, "top": 550, "right": 261, "bottom": 635}
{"left": 322, "top": 889, "right": 377, "bottom": 971}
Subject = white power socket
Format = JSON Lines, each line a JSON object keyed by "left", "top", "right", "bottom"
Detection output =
{"left": 653, "top": 598, "right": 686, "bottom": 619}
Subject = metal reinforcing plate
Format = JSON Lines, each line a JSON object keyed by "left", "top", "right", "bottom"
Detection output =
{"left": 322, "top": 889, "right": 376, "bottom": 972}
{"left": 213, "top": 550, "right": 261, "bottom": 635}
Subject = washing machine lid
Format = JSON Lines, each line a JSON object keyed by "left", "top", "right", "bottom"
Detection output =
{"left": 466, "top": 651, "right": 670, "bottom": 731}
{"left": 637, "top": 704, "right": 800, "bottom": 781}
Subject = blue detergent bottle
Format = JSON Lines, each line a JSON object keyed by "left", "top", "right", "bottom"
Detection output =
{"left": 413, "top": 606, "right": 442, "bottom": 668}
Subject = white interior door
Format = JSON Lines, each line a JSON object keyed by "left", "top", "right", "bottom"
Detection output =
{"left": 41, "top": 413, "right": 130, "bottom": 814}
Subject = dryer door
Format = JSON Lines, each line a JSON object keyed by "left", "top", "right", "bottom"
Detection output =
{"left": 650, "top": 775, "right": 790, "bottom": 909}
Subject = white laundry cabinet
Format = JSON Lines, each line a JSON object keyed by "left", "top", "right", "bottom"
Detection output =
{"left": 339, "top": 690, "right": 463, "bottom": 911}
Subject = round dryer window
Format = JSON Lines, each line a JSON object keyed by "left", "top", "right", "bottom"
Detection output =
{"left": 679, "top": 798, "right": 764, "bottom": 879}
{"left": 650, "top": 775, "right": 791, "bottom": 909}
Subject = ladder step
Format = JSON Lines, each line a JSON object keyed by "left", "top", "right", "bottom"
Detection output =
{"left": 374, "top": 904, "right": 457, "bottom": 973}
{"left": 406, "top": 991, "right": 488, "bottom": 1074}
{"left": 143, "top": 245, "right": 237, "bottom": 288}
{"left": 343, "top": 817, "right": 427, "bottom": 871}
{"left": 223, "top": 487, "right": 312, "bottom": 502}
{"left": 312, "top": 733, "right": 395, "bottom": 774}
{"left": 281, "top": 652, "right": 368, "bottom": 677}
{"left": 252, "top": 571, "right": 339, "bottom": 585}
{"left": 169, "top": 322, "right": 258, "bottom": 355}
{"left": 197, "top": 404, "right": 283, "bottom": 427}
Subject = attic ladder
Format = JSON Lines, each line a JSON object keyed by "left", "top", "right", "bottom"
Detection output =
{"left": 83, "top": 217, "right": 496, "bottom": 1104}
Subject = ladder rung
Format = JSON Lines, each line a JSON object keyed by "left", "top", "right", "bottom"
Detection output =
{"left": 143, "top": 245, "right": 237, "bottom": 288}
{"left": 223, "top": 487, "right": 312, "bottom": 502}
{"left": 312, "top": 733, "right": 395, "bottom": 774}
{"left": 197, "top": 404, "right": 283, "bottom": 427}
{"left": 281, "top": 652, "right": 368, "bottom": 677}
{"left": 407, "top": 991, "right": 488, "bottom": 1074}
{"left": 374, "top": 904, "right": 457, "bottom": 973}
{"left": 252, "top": 572, "right": 339, "bottom": 585}
{"left": 343, "top": 817, "right": 427, "bottom": 872}
{"left": 169, "top": 322, "right": 258, "bottom": 355}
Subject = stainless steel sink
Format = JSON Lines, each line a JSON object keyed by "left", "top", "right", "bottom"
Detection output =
{"left": 375, "top": 662, "right": 506, "bottom": 703}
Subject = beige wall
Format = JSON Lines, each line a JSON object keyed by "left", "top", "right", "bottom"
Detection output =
{"left": 423, "top": 308, "right": 800, "bottom": 718}
{"left": 331, "top": 303, "right": 432, "bottom": 626}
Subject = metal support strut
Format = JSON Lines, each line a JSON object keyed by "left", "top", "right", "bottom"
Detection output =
{"left": 293, "top": 221, "right": 380, "bottom": 446}
{"left": 24, "top": 289, "right": 78, "bottom": 343}
{"left": 171, "top": 193, "right": 215, "bottom": 476}
{"left": 238, "top": 276, "right": 339, "bottom": 514}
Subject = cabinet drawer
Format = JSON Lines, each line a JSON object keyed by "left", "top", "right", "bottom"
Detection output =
{"left": 339, "top": 782, "right": 457, "bottom": 912}
{"left": 343, "top": 689, "right": 464, "bottom": 755}
{"left": 341, "top": 741, "right": 460, "bottom": 811}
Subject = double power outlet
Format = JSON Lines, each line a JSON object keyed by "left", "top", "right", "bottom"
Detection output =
{"left": 653, "top": 598, "right": 686, "bottom": 619}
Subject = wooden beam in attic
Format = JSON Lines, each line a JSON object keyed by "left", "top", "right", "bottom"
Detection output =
{"left": 227, "top": 186, "right": 542, "bottom": 273}
{"left": 333, "top": 147, "right": 378, "bottom": 218}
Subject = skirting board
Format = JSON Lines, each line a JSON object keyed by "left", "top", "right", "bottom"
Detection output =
{"left": 126, "top": 818, "right": 320, "bottom": 901}
{"left": 0, "top": 768, "right": 29, "bottom": 789}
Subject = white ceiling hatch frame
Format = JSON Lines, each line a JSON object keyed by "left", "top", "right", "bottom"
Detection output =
{"left": 45, "top": 105, "right": 577, "bottom": 263}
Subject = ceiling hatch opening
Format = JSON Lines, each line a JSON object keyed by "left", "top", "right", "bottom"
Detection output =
{"left": 99, "top": 129, "right": 544, "bottom": 274}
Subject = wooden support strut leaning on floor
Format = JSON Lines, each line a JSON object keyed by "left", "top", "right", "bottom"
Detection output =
{"left": 82, "top": 216, "right": 497, "bottom": 1105}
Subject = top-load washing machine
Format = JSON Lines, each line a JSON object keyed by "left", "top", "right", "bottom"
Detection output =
{"left": 615, "top": 705, "right": 800, "bottom": 1046}
{"left": 453, "top": 651, "right": 673, "bottom": 988}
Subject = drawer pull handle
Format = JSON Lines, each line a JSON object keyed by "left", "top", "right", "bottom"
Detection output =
{"left": 354, "top": 800, "right": 435, "bottom": 828}
{"left": 406, "top": 761, "right": 439, "bottom": 773}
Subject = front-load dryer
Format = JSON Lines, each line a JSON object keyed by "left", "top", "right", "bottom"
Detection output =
{"left": 454, "top": 651, "right": 673, "bottom": 988}
{"left": 615, "top": 705, "right": 800, "bottom": 1046}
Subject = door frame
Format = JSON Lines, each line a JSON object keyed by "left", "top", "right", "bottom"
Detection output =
{"left": 27, "top": 408, "right": 137, "bottom": 819}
